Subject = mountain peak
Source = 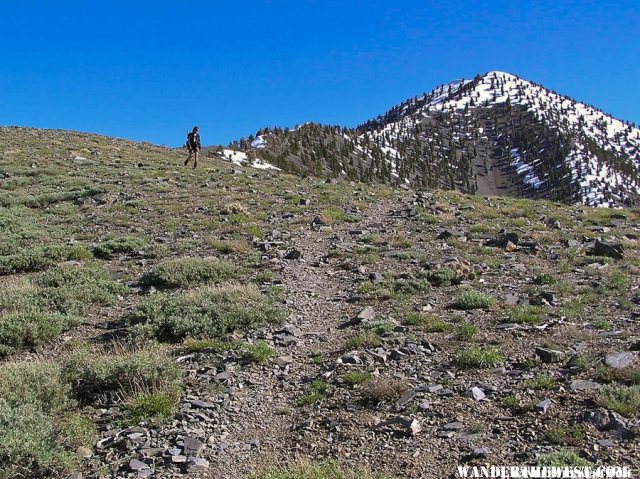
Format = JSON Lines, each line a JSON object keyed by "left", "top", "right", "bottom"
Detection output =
{"left": 230, "top": 72, "right": 639, "bottom": 207}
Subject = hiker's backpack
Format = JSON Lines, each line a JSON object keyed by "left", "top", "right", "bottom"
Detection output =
{"left": 185, "top": 131, "right": 191, "bottom": 149}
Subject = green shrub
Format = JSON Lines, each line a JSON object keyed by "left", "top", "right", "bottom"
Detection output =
{"left": 126, "top": 284, "right": 286, "bottom": 342}
{"left": 122, "top": 391, "right": 179, "bottom": 426}
{"left": 545, "top": 424, "right": 585, "bottom": 446}
{"left": 0, "top": 401, "right": 77, "bottom": 479}
{"left": 295, "top": 380, "right": 331, "bottom": 407}
{"left": 142, "top": 257, "right": 244, "bottom": 288}
{"left": 427, "top": 268, "right": 457, "bottom": 286}
{"left": 0, "top": 312, "right": 80, "bottom": 356}
{"left": 508, "top": 305, "right": 544, "bottom": 325}
{"left": 594, "top": 385, "right": 640, "bottom": 417}
{"left": 0, "top": 361, "right": 71, "bottom": 415}
{"left": 525, "top": 375, "right": 558, "bottom": 390}
{"left": 365, "top": 320, "right": 395, "bottom": 335}
{"left": 534, "top": 274, "right": 557, "bottom": 285}
{"left": 61, "top": 346, "right": 181, "bottom": 401}
{"left": 0, "top": 244, "right": 91, "bottom": 275}
{"left": 454, "top": 291, "right": 493, "bottom": 310}
{"left": 242, "top": 341, "right": 276, "bottom": 364}
{"left": 342, "top": 371, "right": 372, "bottom": 387}
{"left": 93, "top": 236, "right": 148, "bottom": 258}
{"left": 455, "top": 347, "right": 504, "bottom": 368}
{"left": 34, "top": 262, "right": 127, "bottom": 315}
{"left": 345, "top": 332, "right": 382, "bottom": 350}
{"left": 596, "top": 366, "right": 640, "bottom": 385}
{"left": 537, "top": 450, "right": 590, "bottom": 467}
{"left": 58, "top": 414, "right": 98, "bottom": 449}
{"left": 454, "top": 323, "right": 478, "bottom": 341}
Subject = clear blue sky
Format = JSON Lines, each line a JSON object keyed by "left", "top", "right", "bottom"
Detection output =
{"left": 1, "top": 1, "right": 638, "bottom": 146}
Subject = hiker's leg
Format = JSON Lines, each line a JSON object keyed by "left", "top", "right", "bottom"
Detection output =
{"left": 193, "top": 151, "right": 199, "bottom": 168}
{"left": 184, "top": 151, "right": 192, "bottom": 165}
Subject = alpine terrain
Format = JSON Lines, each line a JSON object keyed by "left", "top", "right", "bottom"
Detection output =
{"left": 0, "top": 73, "right": 639, "bottom": 479}
{"left": 225, "top": 71, "right": 640, "bottom": 207}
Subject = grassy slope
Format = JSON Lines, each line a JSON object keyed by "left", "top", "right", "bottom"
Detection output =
{"left": 1, "top": 127, "right": 639, "bottom": 478}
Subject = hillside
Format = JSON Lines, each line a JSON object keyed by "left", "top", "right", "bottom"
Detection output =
{"left": 227, "top": 72, "right": 640, "bottom": 207}
{"left": 1, "top": 127, "right": 640, "bottom": 478}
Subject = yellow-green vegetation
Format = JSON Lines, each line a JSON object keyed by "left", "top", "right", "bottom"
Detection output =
{"left": 525, "top": 374, "right": 558, "bottom": 390}
{"left": 342, "top": 371, "right": 372, "bottom": 387}
{"left": 545, "top": 424, "right": 586, "bottom": 446}
{"left": 507, "top": 305, "right": 545, "bottom": 325}
{"left": 345, "top": 331, "right": 383, "bottom": 350}
{"left": 0, "top": 263, "right": 126, "bottom": 356}
{"left": 455, "top": 347, "right": 504, "bottom": 368}
{"left": 242, "top": 341, "right": 277, "bottom": 363}
{"left": 295, "top": 380, "right": 331, "bottom": 407}
{"left": 403, "top": 312, "right": 451, "bottom": 332}
{"left": 454, "top": 322, "right": 478, "bottom": 341}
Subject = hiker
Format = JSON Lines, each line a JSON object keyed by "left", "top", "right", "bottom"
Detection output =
{"left": 184, "top": 126, "right": 201, "bottom": 168}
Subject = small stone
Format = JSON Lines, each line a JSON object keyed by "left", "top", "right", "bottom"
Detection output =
{"left": 284, "top": 249, "right": 302, "bottom": 260}
{"left": 535, "top": 347, "right": 565, "bottom": 363}
{"left": 570, "top": 379, "right": 600, "bottom": 391}
{"left": 187, "top": 457, "right": 210, "bottom": 472}
{"left": 473, "top": 447, "right": 491, "bottom": 458}
{"left": 368, "top": 272, "right": 384, "bottom": 282}
{"left": 593, "top": 239, "right": 624, "bottom": 259}
{"left": 589, "top": 408, "right": 611, "bottom": 430}
{"left": 605, "top": 352, "right": 635, "bottom": 369}
{"left": 129, "top": 459, "right": 148, "bottom": 471}
{"left": 597, "top": 439, "right": 615, "bottom": 448}
{"left": 357, "top": 306, "right": 375, "bottom": 321}
{"left": 182, "top": 436, "right": 204, "bottom": 456}
{"left": 171, "top": 455, "right": 188, "bottom": 463}
{"left": 274, "top": 356, "right": 294, "bottom": 366}
{"left": 191, "top": 399, "right": 215, "bottom": 409}
{"left": 76, "top": 446, "right": 92, "bottom": 459}
{"left": 536, "top": 398, "right": 552, "bottom": 414}
{"left": 466, "top": 387, "right": 486, "bottom": 401}
{"left": 443, "top": 421, "right": 464, "bottom": 430}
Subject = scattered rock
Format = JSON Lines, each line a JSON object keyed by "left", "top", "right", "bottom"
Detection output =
{"left": 535, "top": 347, "right": 565, "bottom": 363}
{"left": 592, "top": 239, "right": 624, "bottom": 259}
{"left": 536, "top": 398, "right": 552, "bottom": 414}
{"left": 466, "top": 386, "right": 486, "bottom": 401}
{"left": 605, "top": 351, "right": 635, "bottom": 369}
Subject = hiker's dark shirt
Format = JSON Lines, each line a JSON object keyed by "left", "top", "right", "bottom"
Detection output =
{"left": 188, "top": 132, "right": 201, "bottom": 151}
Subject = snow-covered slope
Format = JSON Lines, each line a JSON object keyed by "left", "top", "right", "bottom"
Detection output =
{"left": 233, "top": 71, "right": 640, "bottom": 206}
{"left": 357, "top": 71, "right": 640, "bottom": 206}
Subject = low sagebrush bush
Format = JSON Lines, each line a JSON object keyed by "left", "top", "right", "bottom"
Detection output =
{"left": 0, "top": 401, "right": 77, "bottom": 479}
{"left": 537, "top": 450, "right": 590, "bottom": 467}
{"left": 453, "top": 290, "right": 494, "bottom": 310}
{"left": 0, "top": 311, "right": 80, "bottom": 356}
{"left": 142, "top": 256, "right": 244, "bottom": 288}
{"left": 126, "top": 284, "right": 287, "bottom": 342}
{"left": 61, "top": 345, "right": 181, "bottom": 402}
{"left": 93, "top": 236, "right": 149, "bottom": 258}
{"left": 594, "top": 384, "right": 640, "bottom": 417}
{"left": 0, "top": 244, "right": 91, "bottom": 275}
